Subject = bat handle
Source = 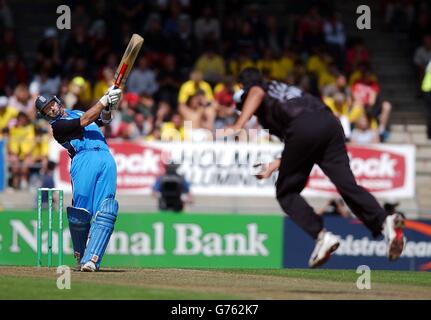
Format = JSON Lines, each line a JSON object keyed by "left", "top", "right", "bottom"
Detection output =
{"left": 105, "top": 84, "right": 121, "bottom": 111}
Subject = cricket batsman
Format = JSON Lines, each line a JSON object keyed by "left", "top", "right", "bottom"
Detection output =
{"left": 35, "top": 87, "right": 122, "bottom": 271}
{"left": 231, "top": 67, "right": 406, "bottom": 268}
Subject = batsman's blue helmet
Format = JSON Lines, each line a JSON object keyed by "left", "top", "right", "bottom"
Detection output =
{"left": 35, "top": 94, "right": 62, "bottom": 119}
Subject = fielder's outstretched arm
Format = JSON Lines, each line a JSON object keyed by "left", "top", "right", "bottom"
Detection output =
{"left": 232, "top": 86, "right": 265, "bottom": 130}
{"left": 255, "top": 159, "right": 281, "bottom": 180}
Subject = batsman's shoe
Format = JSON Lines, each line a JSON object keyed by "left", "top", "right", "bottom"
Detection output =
{"left": 81, "top": 261, "right": 97, "bottom": 272}
{"left": 383, "top": 213, "right": 406, "bottom": 261}
{"left": 309, "top": 231, "right": 340, "bottom": 268}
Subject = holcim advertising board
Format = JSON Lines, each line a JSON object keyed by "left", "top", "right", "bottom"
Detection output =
{"left": 53, "top": 141, "right": 415, "bottom": 198}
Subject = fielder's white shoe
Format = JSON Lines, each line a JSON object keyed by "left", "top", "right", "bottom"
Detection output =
{"left": 382, "top": 213, "right": 406, "bottom": 261}
{"left": 309, "top": 231, "right": 340, "bottom": 268}
{"left": 81, "top": 261, "right": 97, "bottom": 272}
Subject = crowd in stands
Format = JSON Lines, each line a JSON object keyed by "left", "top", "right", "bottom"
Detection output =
{"left": 381, "top": 0, "right": 431, "bottom": 137}
{"left": 383, "top": 0, "right": 430, "bottom": 94}
{"left": 0, "top": 0, "right": 394, "bottom": 190}
{"left": 386, "top": 0, "right": 431, "bottom": 139}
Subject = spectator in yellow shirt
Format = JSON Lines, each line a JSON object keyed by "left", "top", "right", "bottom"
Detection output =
{"left": 178, "top": 70, "right": 214, "bottom": 107}
{"left": 256, "top": 48, "right": 278, "bottom": 79}
{"left": 161, "top": 113, "right": 185, "bottom": 142}
{"left": 307, "top": 48, "right": 330, "bottom": 78}
{"left": 273, "top": 47, "right": 296, "bottom": 81}
{"left": 8, "top": 112, "right": 35, "bottom": 189}
{"left": 32, "top": 125, "right": 50, "bottom": 174}
{"left": 0, "top": 96, "right": 19, "bottom": 138}
{"left": 145, "top": 125, "right": 162, "bottom": 142}
{"left": 194, "top": 44, "right": 226, "bottom": 86}
{"left": 323, "top": 92, "right": 364, "bottom": 124}
{"left": 64, "top": 76, "right": 93, "bottom": 109}
{"left": 422, "top": 60, "right": 431, "bottom": 139}
{"left": 228, "top": 51, "right": 255, "bottom": 77}
{"left": 93, "top": 67, "right": 114, "bottom": 102}
{"left": 318, "top": 62, "right": 339, "bottom": 92}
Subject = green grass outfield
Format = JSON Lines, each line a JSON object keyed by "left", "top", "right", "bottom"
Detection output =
{"left": 222, "top": 268, "right": 431, "bottom": 287}
{"left": 0, "top": 267, "right": 430, "bottom": 299}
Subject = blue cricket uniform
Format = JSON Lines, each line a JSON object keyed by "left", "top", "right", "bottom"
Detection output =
{"left": 35, "top": 91, "right": 120, "bottom": 270}
{"left": 50, "top": 109, "right": 117, "bottom": 216}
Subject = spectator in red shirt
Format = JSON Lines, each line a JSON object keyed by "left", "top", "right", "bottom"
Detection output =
{"left": 352, "top": 68, "right": 392, "bottom": 141}
{"left": 345, "top": 38, "right": 370, "bottom": 73}
{"left": 352, "top": 70, "right": 380, "bottom": 108}
{"left": 214, "top": 76, "right": 237, "bottom": 131}
{"left": 297, "top": 6, "right": 324, "bottom": 53}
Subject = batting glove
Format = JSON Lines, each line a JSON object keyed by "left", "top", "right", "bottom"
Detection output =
{"left": 99, "top": 87, "right": 122, "bottom": 108}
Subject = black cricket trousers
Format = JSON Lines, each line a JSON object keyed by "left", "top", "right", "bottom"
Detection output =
{"left": 275, "top": 108, "right": 388, "bottom": 239}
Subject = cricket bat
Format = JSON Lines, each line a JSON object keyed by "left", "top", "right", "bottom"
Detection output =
{"left": 113, "top": 33, "right": 144, "bottom": 89}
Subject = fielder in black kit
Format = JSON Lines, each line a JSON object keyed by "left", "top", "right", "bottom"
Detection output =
{"left": 231, "top": 67, "right": 405, "bottom": 267}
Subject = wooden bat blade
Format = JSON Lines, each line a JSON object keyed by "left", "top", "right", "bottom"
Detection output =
{"left": 114, "top": 34, "right": 144, "bottom": 89}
